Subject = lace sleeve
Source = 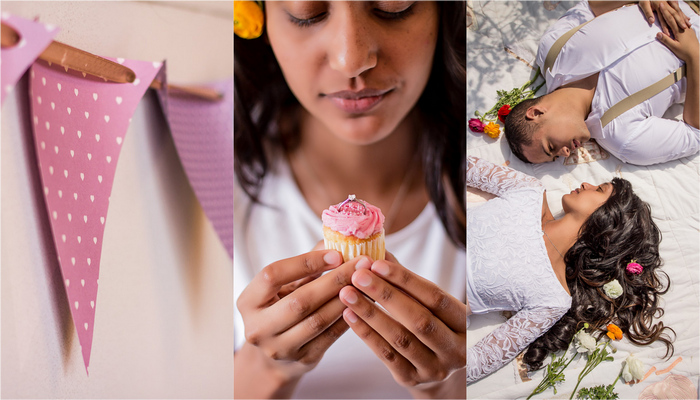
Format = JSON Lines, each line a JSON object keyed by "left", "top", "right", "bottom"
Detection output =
{"left": 466, "top": 156, "right": 543, "bottom": 197}
{"left": 466, "top": 306, "right": 568, "bottom": 384}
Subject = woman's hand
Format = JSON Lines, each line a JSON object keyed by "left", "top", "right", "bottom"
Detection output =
{"left": 339, "top": 253, "right": 466, "bottom": 399}
{"left": 235, "top": 250, "right": 369, "bottom": 398}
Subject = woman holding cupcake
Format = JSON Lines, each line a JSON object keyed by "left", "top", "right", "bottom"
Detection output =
{"left": 466, "top": 156, "right": 675, "bottom": 384}
{"left": 234, "top": 1, "right": 466, "bottom": 399}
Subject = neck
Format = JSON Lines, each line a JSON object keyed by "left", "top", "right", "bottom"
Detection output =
{"left": 543, "top": 212, "right": 587, "bottom": 261}
{"left": 551, "top": 72, "right": 599, "bottom": 118}
{"left": 289, "top": 108, "right": 429, "bottom": 233}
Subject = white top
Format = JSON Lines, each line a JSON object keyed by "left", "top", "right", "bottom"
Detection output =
{"left": 466, "top": 156, "right": 571, "bottom": 384}
{"left": 233, "top": 157, "right": 466, "bottom": 399}
{"left": 536, "top": 0, "right": 700, "bottom": 165}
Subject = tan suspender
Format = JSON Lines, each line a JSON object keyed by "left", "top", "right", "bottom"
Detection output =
{"left": 543, "top": 20, "right": 686, "bottom": 127}
{"left": 543, "top": 20, "right": 591, "bottom": 74}
{"left": 600, "top": 65, "right": 686, "bottom": 127}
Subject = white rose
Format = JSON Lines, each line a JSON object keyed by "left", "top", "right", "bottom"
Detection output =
{"left": 622, "top": 354, "right": 645, "bottom": 382}
{"left": 603, "top": 279, "right": 623, "bottom": 299}
{"left": 574, "top": 330, "right": 597, "bottom": 354}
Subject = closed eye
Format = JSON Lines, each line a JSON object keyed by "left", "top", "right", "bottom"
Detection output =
{"left": 288, "top": 12, "right": 328, "bottom": 27}
{"left": 374, "top": 3, "right": 416, "bottom": 20}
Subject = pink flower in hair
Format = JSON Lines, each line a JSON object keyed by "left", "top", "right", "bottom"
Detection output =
{"left": 626, "top": 260, "right": 643, "bottom": 275}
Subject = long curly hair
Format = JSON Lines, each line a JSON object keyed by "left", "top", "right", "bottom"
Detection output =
{"left": 524, "top": 177, "right": 675, "bottom": 370}
{"left": 234, "top": 2, "right": 466, "bottom": 248}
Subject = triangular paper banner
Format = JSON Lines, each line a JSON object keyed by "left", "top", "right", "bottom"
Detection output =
{"left": 29, "top": 58, "right": 162, "bottom": 373}
{"left": 158, "top": 80, "right": 233, "bottom": 258}
{"left": 1, "top": 12, "right": 58, "bottom": 104}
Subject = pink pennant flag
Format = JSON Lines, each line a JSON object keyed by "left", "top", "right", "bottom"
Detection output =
{"left": 158, "top": 80, "right": 233, "bottom": 259}
{"left": 29, "top": 58, "right": 162, "bottom": 373}
{"left": 1, "top": 12, "right": 58, "bottom": 104}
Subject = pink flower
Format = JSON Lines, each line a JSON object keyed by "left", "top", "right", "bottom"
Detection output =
{"left": 469, "top": 118, "right": 485, "bottom": 133}
{"left": 626, "top": 261, "right": 643, "bottom": 275}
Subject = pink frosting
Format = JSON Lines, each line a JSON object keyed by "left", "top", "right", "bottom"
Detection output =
{"left": 322, "top": 197, "right": 385, "bottom": 239}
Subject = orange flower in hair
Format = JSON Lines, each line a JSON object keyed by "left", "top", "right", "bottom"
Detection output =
{"left": 606, "top": 323, "right": 623, "bottom": 341}
{"left": 234, "top": 1, "right": 264, "bottom": 39}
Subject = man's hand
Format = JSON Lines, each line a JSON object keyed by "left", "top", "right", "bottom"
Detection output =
{"left": 655, "top": 1, "right": 699, "bottom": 129}
{"left": 639, "top": 1, "right": 691, "bottom": 37}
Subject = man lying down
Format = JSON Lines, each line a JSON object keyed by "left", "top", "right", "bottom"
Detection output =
{"left": 505, "top": 0, "right": 699, "bottom": 166}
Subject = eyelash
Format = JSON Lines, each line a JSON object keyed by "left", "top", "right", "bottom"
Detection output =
{"left": 288, "top": 4, "right": 416, "bottom": 28}
{"left": 289, "top": 12, "right": 327, "bottom": 27}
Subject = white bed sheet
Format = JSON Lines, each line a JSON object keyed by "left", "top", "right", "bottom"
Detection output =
{"left": 466, "top": 1, "right": 700, "bottom": 398}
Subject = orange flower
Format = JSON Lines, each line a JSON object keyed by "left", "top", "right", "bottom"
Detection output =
{"left": 607, "top": 323, "right": 623, "bottom": 340}
{"left": 234, "top": 1, "right": 264, "bottom": 39}
{"left": 483, "top": 122, "right": 500, "bottom": 139}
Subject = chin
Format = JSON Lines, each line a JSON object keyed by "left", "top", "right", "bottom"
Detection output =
{"left": 561, "top": 195, "right": 572, "bottom": 214}
{"left": 324, "top": 116, "right": 398, "bottom": 145}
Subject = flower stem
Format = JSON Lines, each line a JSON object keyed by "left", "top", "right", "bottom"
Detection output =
{"left": 569, "top": 343, "right": 610, "bottom": 400}
{"left": 604, "top": 371, "right": 622, "bottom": 398}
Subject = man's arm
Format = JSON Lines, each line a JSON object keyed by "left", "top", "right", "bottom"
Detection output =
{"left": 683, "top": 50, "right": 699, "bottom": 129}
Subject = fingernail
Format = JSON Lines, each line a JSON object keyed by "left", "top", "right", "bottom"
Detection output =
{"left": 649, "top": 16, "right": 654, "bottom": 23}
{"left": 372, "top": 261, "right": 390, "bottom": 277}
{"left": 345, "top": 309, "right": 358, "bottom": 323}
{"left": 355, "top": 257, "right": 371, "bottom": 270}
{"left": 355, "top": 271, "right": 372, "bottom": 287}
{"left": 656, "top": 32, "right": 663, "bottom": 39}
{"left": 324, "top": 251, "right": 341, "bottom": 265}
{"left": 343, "top": 290, "right": 358, "bottom": 304}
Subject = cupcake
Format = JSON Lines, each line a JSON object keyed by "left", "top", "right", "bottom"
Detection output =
{"left": 322, "top": 195, "right": 386, "bottom": 262}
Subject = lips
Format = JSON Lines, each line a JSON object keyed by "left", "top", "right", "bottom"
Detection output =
{"left": 324, "top": 88, "right": 392, "bottom": 114}
{"left": 573, "top": 139, "right": 581, "bottom": 149}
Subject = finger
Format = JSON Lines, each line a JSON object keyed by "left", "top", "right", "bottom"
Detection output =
{"left": 344, "top": 273, "right": 456, "bottom": 358}
{"left": 639, "top": 1, "right": 655, "bottom": 24}
{"left": 342, "top": 308, "right": 419, "bottom": 387}
{"left": 295, "top": 318, "right": 351, "bottom": 366}
{"left": 369, "top": 259, "right": 467, "bottom": 332}
{"left": 340, "top": 286, "right": 436, "bottom": 372}
{"left": 659, "top": 2, "right": 681, "bottom": 35}
{"left": 673, "top": 9, "right": 689, "bottom": 31}
{"left": 660, "top": 12, "right": 671, "bottom": 36}
{"left": 278, "top": 272, "right": 324, "bottom": 298}
{"left": 668, "top": 1, "right": 689, "bottom": 29}
{"left": 265, "top": 256, "right": 371, "bottom": 332}
{"left": 239, "top": 250, "right": 343, "bottom": 309}
{"left": 276, "top": 296, "right": 348, "bottom": 350}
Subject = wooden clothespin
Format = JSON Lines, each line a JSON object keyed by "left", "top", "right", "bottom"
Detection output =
{"left": 2, "top": 22, "right": 223, "bottom": 101}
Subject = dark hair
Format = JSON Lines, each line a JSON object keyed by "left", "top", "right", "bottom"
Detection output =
{"left": 504, "top": 97, "right": 543, "bottom": 164}
{"left": 234, "top": 2, "right": 466, "bottom": 248}
{"left": 524, "top": 178, "right": 674, "bottom": 370}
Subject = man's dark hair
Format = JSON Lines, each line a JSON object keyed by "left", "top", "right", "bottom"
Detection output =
{"left": 504, "top": 97, "right": 543, "bottom": 164}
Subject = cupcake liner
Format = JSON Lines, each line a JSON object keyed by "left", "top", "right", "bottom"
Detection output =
{"left": 323, "top": 228, "right": 385, "bottom": 263}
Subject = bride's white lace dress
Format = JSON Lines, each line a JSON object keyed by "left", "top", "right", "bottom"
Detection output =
{"left": 467, "top": 156, "right": 572, "bottom": 384}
